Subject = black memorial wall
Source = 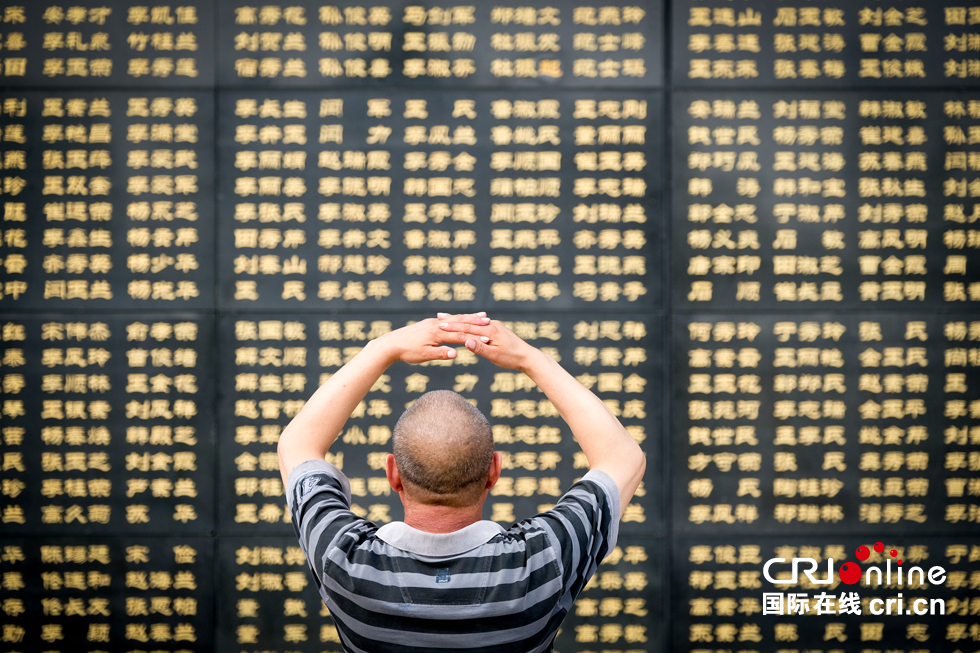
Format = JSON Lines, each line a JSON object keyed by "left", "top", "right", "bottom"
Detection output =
{"left": 0, "top": 1, "right": 977, "bottom": 652}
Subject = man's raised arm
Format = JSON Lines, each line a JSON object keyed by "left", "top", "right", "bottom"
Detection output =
{"left": 437, "top": 319, "right": 645, "bottom": 516}
{"left": 276, "top": 315, "right": 489, "bottom": 486}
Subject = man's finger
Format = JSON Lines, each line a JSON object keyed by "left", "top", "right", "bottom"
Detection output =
{"left": 438, "top": 321, "right": 492, "bottom": 335}
{"left": 424, "top": 345, "right": 457, "bottom": 360}
{"left": 443, "top": 331, "right": 490, "bottom": 346}
{"left": 465, "top": 337, "right": 497, "bottom": 352}
{"left": 441, "top": 330, "right": 472, "bottom": 345}
{"left": 436, "top": 312, "right": 489, "bottom": 325}
{"left": 456, "top": 315, "right": 491, "bottom": 326}
{"left": 437, "top": 311, "right": 485, "bottom": 318}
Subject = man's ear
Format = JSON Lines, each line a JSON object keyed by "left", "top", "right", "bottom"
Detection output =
{"left": 485, "top": 451, "right": 502, "bottom": 490}
{"left": 385, "top": 453, "right": 404, "bottom": 492}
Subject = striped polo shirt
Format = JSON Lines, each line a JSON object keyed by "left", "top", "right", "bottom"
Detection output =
{"left": 286, "top": 459, "right": 620, "bottom": 653}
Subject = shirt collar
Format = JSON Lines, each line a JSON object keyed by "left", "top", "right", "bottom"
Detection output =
{"left": 375, "top": 520, "right": 505, "bottom": 557}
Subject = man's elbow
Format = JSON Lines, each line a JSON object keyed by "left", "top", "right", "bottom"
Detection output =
{"left": 634, "top": 452, "right": 646, "bottom": 485}
{"left": 277, "top": 423, "right": 303, "bottom": 459}
{"left": 277, "top": 428, "right": 326, "bottom": 476}
{"left": 277, "top": 430, "right": 297, "bottom": 480}
{"left": 276, "top": 432, "right": 288, "bottom": 462}
{"left": 623, "top": 433, "right": 645, "bottom": 477}
{"left": 277, "top": 445, "right": 289, "bottom": 481}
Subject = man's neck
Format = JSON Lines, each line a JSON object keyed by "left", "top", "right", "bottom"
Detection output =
{"left": 402, "top": 502, "right": 483, "bottom": 534}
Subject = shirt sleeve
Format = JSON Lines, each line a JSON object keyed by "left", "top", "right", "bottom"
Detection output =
{"left": 531, "top": 469, "right": 620, "bottom": 602}
{"left": 285, "top": 459, "right": 368, "bottom": 591}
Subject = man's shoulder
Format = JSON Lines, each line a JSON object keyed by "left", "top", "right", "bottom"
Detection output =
{"left": 286, "top": 458, "right": 350, "bottom": 510}
{"left": 532, "top": 470, "right": 620, "bottom": 521}
{"left": 512, "top": 470, "right": 620, "bottom": 554}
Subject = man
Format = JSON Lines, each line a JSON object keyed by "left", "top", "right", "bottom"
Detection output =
{"left": 278, "top": 313, "right": 646, "bottom": 652}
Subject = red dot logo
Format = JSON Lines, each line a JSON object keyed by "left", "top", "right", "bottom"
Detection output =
{"left": 855, "top": 545, "right": 870, "bottom": 561}
{"left": 838, "top": 562, "right": 862, "bottom": 585}
{"left": 874, "top": 542, "right": 884, "bottom": 553}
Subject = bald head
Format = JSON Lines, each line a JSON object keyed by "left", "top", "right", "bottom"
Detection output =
{"left": 392, "top": 391, "right": 494, "bottom": 506}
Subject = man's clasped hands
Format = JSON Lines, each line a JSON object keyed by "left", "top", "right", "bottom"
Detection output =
{"left": 373, "top": 312, "right": 540, "bottom": 373}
